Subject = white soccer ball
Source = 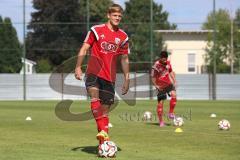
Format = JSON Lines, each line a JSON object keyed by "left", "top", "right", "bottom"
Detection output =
{"left": 173, "top": 117, "right": 184, "bottom": 126}
{"left": 143, "top": 111, "right": 152, "bottom": 121}
{"left": 218, "top": 119, "right": 230, "bottom": 130}
{"left": 98, "top": 141, "right": 117, "bottom": 158}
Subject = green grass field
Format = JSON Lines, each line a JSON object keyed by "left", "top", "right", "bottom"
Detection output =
{"left": 0, "top": 100, "right": 240, "bottom": 160}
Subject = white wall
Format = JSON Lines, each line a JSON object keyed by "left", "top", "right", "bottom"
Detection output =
{"left": 1, "top": 74, "right": 240, "bottom": 100}
{"left": 162, "top": 33, "right": 208, "bottom": 74}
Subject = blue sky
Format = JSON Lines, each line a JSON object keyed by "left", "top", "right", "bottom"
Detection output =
{"left": 0, "top": 0, "right": 240, "bottom": 41}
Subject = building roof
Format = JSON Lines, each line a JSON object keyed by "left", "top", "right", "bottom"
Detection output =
{"left": 154, "top": 30, "right": 214, "bottom": 34}
{"left": 21, "top": 58, "right": 37, "bottom": 65}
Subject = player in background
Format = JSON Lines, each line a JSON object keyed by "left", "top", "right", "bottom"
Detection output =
{"left": 151, "top": 51, "right": 177, "bottom": 127}
{"left": 74, "top": 4, "right": 130, "bottom": 151}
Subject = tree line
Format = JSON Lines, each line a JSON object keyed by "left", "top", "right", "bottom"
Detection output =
{"left": 26, "top": 0, "right": 176, "bottom": 73}
{"left": 0, "top": 0, "right": 240, "bottom": 73}
{"left": 203, "top": 9, "right": 240, "bottom": 73}
{"left": 0, "top": 16, "right": 22, "bottom": 73}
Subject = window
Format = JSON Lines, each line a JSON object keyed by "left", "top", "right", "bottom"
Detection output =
{"left": 188, "top": 53, "right": 195, "bottom": 72}
{"left": 27, "top": 64, "right": 30, "bottom": 73}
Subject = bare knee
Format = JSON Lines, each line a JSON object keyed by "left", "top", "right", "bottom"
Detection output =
{"left": 171, "top": 91, "right": 177, "bottom": 99}
{"left": 88, "top": 87, "right": 99, "bottom": 99}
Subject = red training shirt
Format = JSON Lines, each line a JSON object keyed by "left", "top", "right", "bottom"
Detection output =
{"left": 151, "top": 60, "right": 174, "bottom": 87}
{"left": 84, "top": 24, "right": 129, "bottom": 82}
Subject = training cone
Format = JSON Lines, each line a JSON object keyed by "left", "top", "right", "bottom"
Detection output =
{"left": 210, "top": 113, "right": 217, "bottom": 118}
{"left": 25, "top": 116, "right": 32, "bottom": 121}
{"left": 175, "top": 128, "right": 183, "bottom": 133}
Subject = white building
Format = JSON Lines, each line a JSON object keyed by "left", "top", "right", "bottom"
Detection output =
{"left": 20, "top": 58, "right": 37, "bottom": 74}
{"left": 155, "top": 30, "right": 213, "bottom": 74}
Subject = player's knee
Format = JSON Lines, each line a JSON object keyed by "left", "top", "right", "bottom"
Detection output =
{"left": 158, "top": 100, "right": 164, "bottom": 105}
{"left": 91, "top": 97, "right": 100, "bottom": 102}
{"left": 89, "top": 94, "right": 99, "bottom": 100}
{"left": 88, "top": 89, "right": 99, "bottom": 99}
{"left": 171, "top": 91, "right": 177, "bottom": 99}
{"left": 171, "top": 95, "right": 177, "bottom": 99}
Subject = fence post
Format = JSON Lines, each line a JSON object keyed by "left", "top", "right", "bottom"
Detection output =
{"left": 61, "top": 73, "right": 64, "bottom": 100}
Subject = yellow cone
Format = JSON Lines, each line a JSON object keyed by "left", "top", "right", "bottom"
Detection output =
{"left": 175, "top": 128, "right": 183, "bottom": 133}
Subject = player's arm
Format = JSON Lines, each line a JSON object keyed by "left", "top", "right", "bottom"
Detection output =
{"left": 121, "top": 54, "right": 130, "bottom": 95}
{"left": 170, "top": 71, "right": 177, "bottom": 87}
{"left": 151, "top": 77, "right": 160, "bottom": 90}
{"left": 75, "top": 43, "right": 91, "bottom": 80}
{"left": 151, "top": 68, "right": 161, "bottom": 91}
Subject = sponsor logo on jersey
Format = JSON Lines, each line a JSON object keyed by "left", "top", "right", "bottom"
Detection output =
{"left": 100, "top": 41, "right": 118, "bottom": 53}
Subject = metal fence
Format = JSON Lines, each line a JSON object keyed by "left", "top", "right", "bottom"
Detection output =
{"left": 1, "top": 0, "right": 240, "bottom": 101}
{"left": 0, "top": 74, "right": 239, "bottom": 100}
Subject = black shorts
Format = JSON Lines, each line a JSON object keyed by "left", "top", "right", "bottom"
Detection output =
{"left": 85, "top": 74, "right": 115, "bottom": 105}
{"left": 157, "top": 84, "right": 175, "bottom": 101}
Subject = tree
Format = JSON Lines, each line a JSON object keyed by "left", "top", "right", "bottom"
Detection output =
{"left": 79, "top": 0, "right": 112, "bottom": 25}
{"left": 234, "top": 8, "right": 240, "bottom": 73}
{"left": 27, "top": 0, "right": 85, "bottom": 72}
{"left": 0, "top": 16, "right": 22, "bottom": 73}
{"left": 123, "top": 0, "right": 176, "bottom": 68}
{"left": 202, "top": 9, "right": 239, "bottom": 73}
{"left": 36, "top": 59, "right": 52, "bottom": 73}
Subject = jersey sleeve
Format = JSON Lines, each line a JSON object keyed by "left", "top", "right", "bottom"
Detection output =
{"left": 84, "top": 31, "right": 96, "bottom": 46}
{"left": 151, "top": 68, "right": 158, "bottom": 78}
{"left": 119, "top": 37, "right": 130, "bottom": 55}
{"left": 151, "top": 62, "right": 158, "bottom": 78}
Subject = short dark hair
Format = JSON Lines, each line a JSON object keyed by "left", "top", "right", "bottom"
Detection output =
{"left": 108, "top": 4, "right": 123, "bottom": 14}
{"left": 160, "top": 51, "right": 169, "bottom": 58}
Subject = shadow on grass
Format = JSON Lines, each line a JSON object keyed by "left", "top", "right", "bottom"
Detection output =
{"left": 71, "top": 146, "right": 122, "bottom": 155}
{"left": 71, "top": 146, "right": 98, "bottom": 155}
{"left": 146, "top": 122, "right": 172, "bottom": 126}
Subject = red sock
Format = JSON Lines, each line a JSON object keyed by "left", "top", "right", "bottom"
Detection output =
{"left": 157, "top": 103, "right": 163, "bottom": 122}
{"left": 91, "top": 99, "right": 104, "bottom": 132}
{"left": 102, "top": 116, "right": 109, "bottom": 133}
{"left": 169, "top": 98, "right": 177, "bottom": 113}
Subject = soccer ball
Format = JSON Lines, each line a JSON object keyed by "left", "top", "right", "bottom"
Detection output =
{"left": 98, "top": 141, "right": 117, "bottom": 158}
{"left": 173, "top": 117, "right": 184, "bottom": 126}
{"left": 218, "top": 119, "right": 230, "bottom": 130}
{"left": 143, "top": 111, "right": 152, "bottom": 121}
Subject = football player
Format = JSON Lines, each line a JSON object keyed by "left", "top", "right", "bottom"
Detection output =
{"left": 151, "top": 51, "right": 177, "bottom": 127}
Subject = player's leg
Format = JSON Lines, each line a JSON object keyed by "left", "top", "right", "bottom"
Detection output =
{"left": 88, "top": 87, "right": 103, "bottom": 131}
{"left": 98, "top": 78, "right": 115, "bottom": 135}
{"left": 169, "top": 90, "right": 177, "bottom": 119}
{"left": 88, "top": 87, "right": 110, "bottom": 144}
{"left": 95, "top": 78, "right": 114, "bottom": 144}
{"left": 157, "top": 91, "right": 167, "bottom": 127}
{"left": 85, "top": 75, "right": 108, "bottom": 144}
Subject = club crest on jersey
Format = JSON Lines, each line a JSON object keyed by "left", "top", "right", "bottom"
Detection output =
{"left": 100, "top": 34, "right": 105, "bottom": 39}
{"left": 115, "top": 38, "right": 120, "bottom": 45}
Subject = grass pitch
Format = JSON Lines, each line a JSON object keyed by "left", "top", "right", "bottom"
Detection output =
{"left": 0, "top": 100, "right": 239, "bottom": 160}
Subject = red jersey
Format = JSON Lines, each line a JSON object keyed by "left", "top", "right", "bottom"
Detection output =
{"left": 151, "top": 60, "right": 174, "bottom": 87}
{"left": 84, "top": 24, "right": 129, "bottom": 82}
